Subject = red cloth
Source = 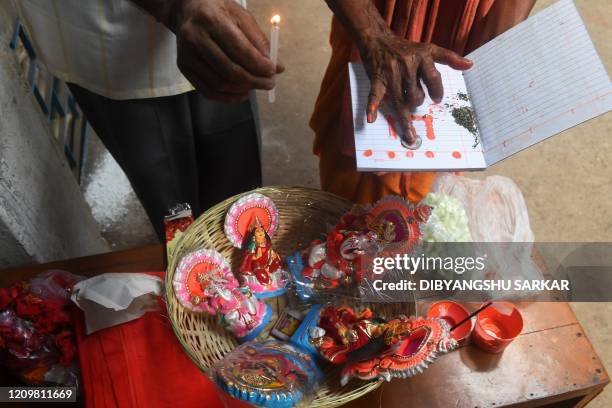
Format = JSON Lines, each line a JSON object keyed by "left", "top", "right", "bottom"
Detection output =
{"left": 74, "top": 272, "right": 248, "bottom": 408}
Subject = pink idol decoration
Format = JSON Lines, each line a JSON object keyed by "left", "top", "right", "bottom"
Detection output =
{"left": 173, "top": 249, "right": 271, "bottom": 342}
{"left": 225, "top": 193, "right": 287, "bottom": 298}
{"left": 308, "top": 306, "right": 457, "bottom": 385}
{"left": 224, "top": 193, "right": 279, "bottom": 249}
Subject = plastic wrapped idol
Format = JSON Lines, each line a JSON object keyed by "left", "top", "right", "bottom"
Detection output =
{"left": 307, "top": 305, "right": 457, "bottom": 385}
{"left": 287, "top": 196, "right": 432, "bottom": 301}
{"left": 172, "top": 249, "right": 271, "bottom": 342}
{"left": 164, "top": 203, "right": 194, "bottom": 255}
{"left": 212, "top": 340, "right": 322, "bottom": 408}
{"left": 225, "top": 194, "right": 288, "bottom": 298}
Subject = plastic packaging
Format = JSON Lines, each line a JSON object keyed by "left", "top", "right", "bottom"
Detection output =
{"left": 431, "top": 174, "right": 541, "bottom": 290}
{"left": 286, "top": 197, "right": 432, "bottom": 303}
{"left": 164, "top": 203, "right": 195, "bottom": 257}
{"left": 211, "top": 340, "right": 322, "bottom": 408}
{"left": 431, "top": 173, "right": 534, "bottom": 242}
{"left": 0, "top": 270, "right": 82, "bottom": 387}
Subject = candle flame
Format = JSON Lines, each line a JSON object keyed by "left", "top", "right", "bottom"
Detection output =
{"left": 271, "top": 14, "right": 281, "bottom": 25}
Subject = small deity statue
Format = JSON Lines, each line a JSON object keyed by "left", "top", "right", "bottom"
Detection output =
{"left": 308, "top": 305, "right": 458, "bottom": 385}
{"left": 213, "top": 340, "right": 322, "bottom": 407}
{"left": 238, "top": 217, "right": 287, "bottom": 298}
{"left": 286, "top": 196, "right": 432, "bottom": 301}
{"left": 195, "top": 267, "right": 270, "bottom": 341}
{"left": 299, "top": 229, "right": 378, "bottom": 293}
{"left": 201, "top": 274, "right": 255, "bottom": 331}
{"left": 309, "top": 306, "right": 385, "bottom": 364}
{"left": 173, "top": 247, "right": 272, "bottom": 341}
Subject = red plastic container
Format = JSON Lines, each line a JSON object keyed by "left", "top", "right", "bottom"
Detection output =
{"left": 473, "top": 301, "right": 523, "bottom": 353}
{"left": 427, "top": 300, "right": 473, "bottom": 344}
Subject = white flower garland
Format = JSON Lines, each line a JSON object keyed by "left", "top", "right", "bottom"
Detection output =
{"left": 421, "top": 193, "right": 472, "bottom": 242}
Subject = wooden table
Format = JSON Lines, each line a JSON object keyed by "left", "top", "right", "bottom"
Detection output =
{"left": 0, "top": 245, "right": 609, "bottom": 408}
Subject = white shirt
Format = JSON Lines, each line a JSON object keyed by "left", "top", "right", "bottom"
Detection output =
{"left": 15, "top": 0, "right": 225, "bottom": 100}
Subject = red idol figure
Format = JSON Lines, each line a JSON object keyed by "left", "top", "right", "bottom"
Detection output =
{"left": 313, "top": 306, "right": 384, "bottom": 364}
{"left": 238, "top": 217, "right": 286, "bottom": 298}
{"left": 309, "top": 305, "right": 459, "bottom": 385}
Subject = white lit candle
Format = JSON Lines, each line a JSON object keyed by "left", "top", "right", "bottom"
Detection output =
{"left": 268, "top": 14, "right": 281, "bottom": 103}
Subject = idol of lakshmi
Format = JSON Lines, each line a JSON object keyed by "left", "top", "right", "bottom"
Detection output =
{"left": 238, "top": 217, "right": 287, "bottom": 298}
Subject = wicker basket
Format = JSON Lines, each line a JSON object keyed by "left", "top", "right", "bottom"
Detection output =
{"left": 165, "top": 186, "right": 416, "bottom": 407}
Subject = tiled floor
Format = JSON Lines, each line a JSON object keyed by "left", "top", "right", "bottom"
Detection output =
{"left": 80, "top": 0, "right": 611, "bottom": 405}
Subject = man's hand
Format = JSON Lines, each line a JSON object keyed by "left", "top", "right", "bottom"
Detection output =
{"left": 133, "top": 0, "right": 284, "bottom": 102}
{"left": 359, "top": 34, "right": 472, "bottom": 144}
{"left": 325, "top": 0, "right": 472, "bottom": 145}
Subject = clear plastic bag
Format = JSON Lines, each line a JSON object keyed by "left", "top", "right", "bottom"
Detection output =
{"left": 432, "top": 173, "right": 535, "bottom": 242}
{"left": 211, "top": 339, "right": 322, "bottom": 408}
{"left": 28, "top": 270, "right": 82, "bottom": 302}
{"left": 0, "top": 270, "right": 82, "bottom": 387}
{"left": 431, "top": 174, "right": 541, "bottom": 291}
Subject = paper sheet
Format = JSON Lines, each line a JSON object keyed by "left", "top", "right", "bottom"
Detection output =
{"left": 71, "top": 273, "right": 163, "bottom": 334}
{"left": 349, "top": 63, "right": 487, "bottom": 171}
{"left": 465, "top": 0, "right": 612, "bottom": 165}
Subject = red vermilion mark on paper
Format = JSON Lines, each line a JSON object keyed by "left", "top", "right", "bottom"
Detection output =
{"left": 388, "top": 151, "right": 396, "bottom": 159}
{"left": 411, "top": 104, "right": 441, "bottom": 140}
{"left": 424, "top": 114, "right": 435, "bottom": 140}
{"left": 412, "top": 114, "right": 435, "bottom": 140}
{"left": 387, "top": 103, "right": 441, "bottom": 142}
{"left": 425, "top": 151, "right": 434, "bottom": 158}
{"left": 364, "top": 149, "right": 373, "bottom": 157}
{"left": 405, "top": 151, "right": 414, "bottom": 158}
{"left": 385, "top": 115, "right": 398, "bottom": 139}
{"left": 452, "top": 151, "right": 462, "bottom": 159}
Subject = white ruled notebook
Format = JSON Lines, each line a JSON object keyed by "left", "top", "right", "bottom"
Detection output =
{"left": 350, "top": 0, "right": 612, "bottom": 171}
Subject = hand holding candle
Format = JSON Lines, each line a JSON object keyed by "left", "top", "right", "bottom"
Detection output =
{"left": 269, "top": 14, "right": 281, "bottom": 103}
{"left": 150, "top": 0, "right": 282, "bottom": 102}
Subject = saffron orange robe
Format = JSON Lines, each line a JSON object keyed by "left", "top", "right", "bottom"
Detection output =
{"left": 311, "top": 0, "right": 527, "bottom": 204}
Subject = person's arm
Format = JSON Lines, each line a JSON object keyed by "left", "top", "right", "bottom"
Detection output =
{"left": 466, "top": 0, "right": 536, "bottom": 52}
{"left": 131, "top": 0, "right": 284, "bottom": 102}
{"left": 325, "top": 0, "right": 472, "bottom": 145}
